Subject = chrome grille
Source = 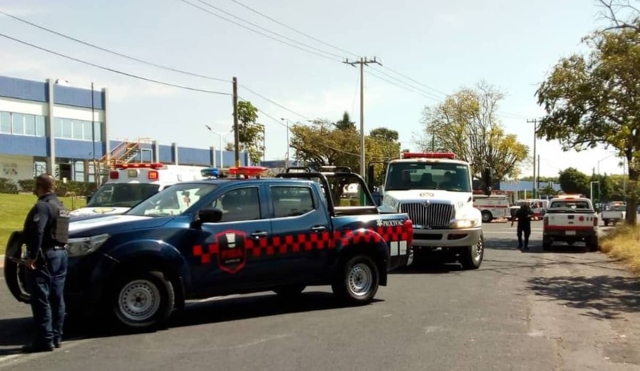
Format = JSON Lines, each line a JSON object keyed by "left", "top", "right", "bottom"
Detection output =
{"left": 400, "top": 202, "right": 455, "bottom": 227}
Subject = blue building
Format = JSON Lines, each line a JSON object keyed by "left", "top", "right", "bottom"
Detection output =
{"left": 0, "top": 75, "right": 248, "bottom": 184}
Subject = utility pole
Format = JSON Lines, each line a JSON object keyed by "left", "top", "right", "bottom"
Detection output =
{"left": 537, "top": 154, "right": 540, "bottom": 191}
{"left": 232, "top": 77, "right": 240, "bottom": 170}
{"left": 527, "top": 118, "right": 539, "bottom": 198}
{"left": 343, "top": 57, "right": 381, "bottom": 177}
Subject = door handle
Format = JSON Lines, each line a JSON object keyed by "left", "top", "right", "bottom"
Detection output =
{"left": 251, "top": 231, "right": 268, "bottom": 238}
{"left": 311, "top": 225, "right": 327, "bottom": 232}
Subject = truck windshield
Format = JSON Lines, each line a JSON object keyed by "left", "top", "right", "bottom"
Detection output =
{"left": 127, "top": 183, "right": 218, "bottom": 217}
{"left": 87, "top": 183, "right": 160, "bottom": 208}
{"left": 385, "top": 162, "right": 472, "bottom": 192}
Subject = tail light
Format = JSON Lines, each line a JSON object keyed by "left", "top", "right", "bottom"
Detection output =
{"left": 148, "top": 170, "right": 159, "bottom": 180}
{"left": 594, "top": 216, "right": 598, "bottom": 226}
{"left": 543, "top": 216, "right": 549, "bottom": 227}
{"left": 109, "top": 171, "right": 119, "bottom": 179}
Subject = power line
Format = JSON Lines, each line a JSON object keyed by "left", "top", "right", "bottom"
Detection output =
{"left": 0, "top": 32, "right": 231, "bottom": 96}
{"left": 365, "top": 69, "right": 443, "bottom": 102}
{"left": 189, "top": 0, "right": 343, "bottom": 59}
{"left": 239, "top": 85, "right": 310, "bottom": 120}
{"left": 178, "top": 0, "right": 342, "bottom": 63}
{"left": 225, "top": 0, "right": 360, "bottom": 58}
{"left": 0, "top": 9, "right": 230, "bottom": 83}
{"left": 378, "top": 65, "right": 449, "bottom": 97}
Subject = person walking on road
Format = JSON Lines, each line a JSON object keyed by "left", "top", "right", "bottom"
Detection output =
{"left": 21, "top": 174, "right": 70, "bottom": 353}
{"left": 511, "top": 203, "right": 534, "bottom": 250}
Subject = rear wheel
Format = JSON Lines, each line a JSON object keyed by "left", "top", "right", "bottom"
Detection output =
{"left": 586, "top": 236, "right": 599, "bottom": 252}
{"left": 481, "top": 211, "right": 493, "bottom": 223}
{"left": 332, "top": 255, "right": 379, "bottom": 305}
{"left": 459, "top": 233, "right": 484, "bottom": 270}
{"left": 542, "top": 238, "right": 552, "bottom": 251}
{"left": 110, "top": 271, "right": 175, "bottom": 331}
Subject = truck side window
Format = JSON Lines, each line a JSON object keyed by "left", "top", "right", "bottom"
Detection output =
{"left": 211, "top": 187, "right": 261, "bottom": 222}
{"left": 271, "top": 186, "right": 315, "bottom": 217}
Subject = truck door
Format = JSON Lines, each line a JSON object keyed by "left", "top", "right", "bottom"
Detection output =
{"left": 191, "top": 184, "right": 274, "bottom": 290}
{"left": 267, "top": 184, "right": 332, "bottom": 282}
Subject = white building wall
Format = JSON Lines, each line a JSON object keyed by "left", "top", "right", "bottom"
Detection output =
{"left": 0, "top": 97, "right": 48, "bottom": 116}
{"left": 0, "top": 154, "right": 35, "bottom": 183}
{"left": 54, "top": 105, "right": 105, "bottom": 122}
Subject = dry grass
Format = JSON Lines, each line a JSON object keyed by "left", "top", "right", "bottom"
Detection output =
{"left": 601, "top": 225, "right": 640, "bottom": 275}
{"left": 0, "top": 194, "right": 86, "bottom": 255}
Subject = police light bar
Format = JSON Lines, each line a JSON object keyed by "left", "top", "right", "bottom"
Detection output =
{"left": 229, "top": 166, "right": 269, "bottom": 178}
{"left": 116, "top": 163, "right": 166, "bottom": 170}
{"left": 401, "top": 152, "right": 456, "bottom": 159}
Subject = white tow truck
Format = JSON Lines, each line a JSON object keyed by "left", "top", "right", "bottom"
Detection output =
{"left": 370, "top": 152, "right": 493, "bottom": 270}
{"left": 542, "top": 195, "right": 599, "bottom": 251}
{"left": 70, "top": 163, "right": 206, "bottom": 217}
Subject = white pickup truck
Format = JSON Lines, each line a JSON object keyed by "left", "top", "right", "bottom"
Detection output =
{"left": 601, "top": 204, "right": 626, "bottom": 226}
{"left": 542, "top": 196, "right": 598, "bottom": 252}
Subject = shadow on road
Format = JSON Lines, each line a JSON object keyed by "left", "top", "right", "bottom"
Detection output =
{"left": 527, "top": 275, "right": 640, "bottom": 320}
{"left": 0, "top": 291, "right": 382, "bottom": 347}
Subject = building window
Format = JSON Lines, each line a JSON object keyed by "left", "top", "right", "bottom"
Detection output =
{"left": 24, "top": 114, "right": 36, "bottom": 136}
{"left": 36, "top": 116, "right": 46, "bottom": 136}
{"left": 0, "top": 112, "right": 10, "bottom": 133}
{"left": 52, "top": 116, "right": 102, "bottom": 142}
{"left": 12, "top": 113, "right": 25, "bottom": 134}
{"left": 94, "top": 121, "right": 102, "bottom": 141}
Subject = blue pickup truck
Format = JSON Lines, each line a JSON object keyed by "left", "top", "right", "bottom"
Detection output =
{"left": 5, "top": 168, "right": 413, "bottom": 330}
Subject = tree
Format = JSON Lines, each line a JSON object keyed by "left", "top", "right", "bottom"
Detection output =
{"left": 535, "top": 25, "right": 640, "bottom": 224}
{"left": 598, "top": 0, "right": 640, "bottom": 32}
{"left": 369, "top": 127, "right": 399, "bottom": 142}
{"left": 233, "top": 101, "right": 264, "bottom": 164}
{"left": 334, "top": 111, "right": 356, "bottom": 131}
{"left": 520, "top": 176, "right": 559, "bottom": 183}
{"left": 558, "top": 168, "right": 590, "bottom": 196}
{"left": 289, "top": 120, "right": 400, "bottom": 177}
{"left": 589, "top": 173, "right": 613, "bottom": 201}
{"left": 417, "top": 81, "right": 529, "bottom": 181}
{"left": 540, "top": 184, "right": 559, "bottom": 197}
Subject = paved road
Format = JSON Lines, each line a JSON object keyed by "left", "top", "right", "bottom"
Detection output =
{"left": 1, "top": 221, "right": 639, "bottom": 371}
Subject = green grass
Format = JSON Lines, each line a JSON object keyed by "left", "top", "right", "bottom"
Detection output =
{"left": 0, "top": 194, "right": 86, "bottom": 255}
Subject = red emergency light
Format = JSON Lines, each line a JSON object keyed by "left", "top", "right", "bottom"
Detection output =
{"left": 228, "top": 166, "right": 269, "bottom": 178}
{"left": 116, "top": 163, "right": 166, "bottom": 170}
{"left": 401, "top": 152, "right": 456, "bottom": 160}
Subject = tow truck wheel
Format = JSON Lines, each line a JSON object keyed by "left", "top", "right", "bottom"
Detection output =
{"left": 481, "top": 211, "right": 493, "bottom": 223}
{"left": 542, "top": 238, "right": 551, "bottom": 251}
{"left": 273, "top": 285, "right": 306, "bottom": 297}
{"left": 459, "top": 233, "right": 485, "bottom": 270}
{"left": 332, "top": 255, "right": 379, "bottom": 305}
{"left": 110, "top": 271, "right": 175, "bottom": 330}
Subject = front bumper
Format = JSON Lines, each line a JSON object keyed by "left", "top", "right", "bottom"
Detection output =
{"left": 412, "top": 227, "right": 482, "bottom": 247}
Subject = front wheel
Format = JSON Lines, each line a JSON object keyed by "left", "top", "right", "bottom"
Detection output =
{"left": 332, "top": 255, "right": 380, "bottom": 305}
{"left": 459, "top": 233, "right": 485, "bottom": 270}
{"left": 110, "top": 271, "right": 175, "bottom": 331}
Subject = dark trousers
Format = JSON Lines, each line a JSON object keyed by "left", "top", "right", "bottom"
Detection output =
{"left": 28, "top": 249, "right": 68, "bottom": 346}
{"left": 517, "top": 225, "right": 531, "bottom": 248}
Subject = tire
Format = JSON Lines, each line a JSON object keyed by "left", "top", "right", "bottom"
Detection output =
{"left": 273, "top": 285, "right": 306, "bottom": 298}
{"left": 481, "top": 211, "right": 493, "bottom": 223}
{"left": 331, "top": 255, "right": 379, "bottom": 305}
{"left": 542, "top": 238, "right": 551, "bottom": 251}
{"left": 567, "top": 241, "right": 575, "bottom": 246}
{"left": 459, "top": 233, "right": 485, "bottom": 270}
{"left": 587, "top": 237, "right": 599, "bottom": 252}
{"left": 604, "top": 220, "right": 609, "bottom": 226}
{"left": 110, "top": 271, "right": 175, "bottom": 330}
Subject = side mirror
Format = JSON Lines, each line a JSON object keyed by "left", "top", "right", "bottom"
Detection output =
{"left": 482, "top": 167, "right": 493, "bottom": 196}
{"left": 197, "top": 208, "right": 223, "bottom": 224}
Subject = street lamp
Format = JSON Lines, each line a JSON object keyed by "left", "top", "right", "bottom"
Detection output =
{"left": 597, "top": 151, "right": 618, "bottom": 176}
{"left": 280, "top": 118, "right": 291, "bottom": 165}
{"left": 205, "top": 125, "right": 225, "bottom": 168}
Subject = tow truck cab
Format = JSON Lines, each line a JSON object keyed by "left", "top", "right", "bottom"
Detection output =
{"left": 366, "top": 152, "right": 493, "bottom": 270}
{"left": 542, "top": 195, "right": 599, "bottom": 251}
{"left": 71, "top": 163, "right": 206, "bottom": 218}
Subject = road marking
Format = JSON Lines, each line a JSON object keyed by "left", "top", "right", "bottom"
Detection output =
{"left": 229, "top": 334, "right": 291, "bottom": 349}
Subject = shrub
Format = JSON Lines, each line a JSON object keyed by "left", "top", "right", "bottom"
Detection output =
{"left": 601, "top": 225, "right": 640, "bottom": 275}
{"left": 0, "top": 178, "right": 18, "bottom": 194}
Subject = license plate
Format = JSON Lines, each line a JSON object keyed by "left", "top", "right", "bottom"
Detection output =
{"left": 565, "top": 230, "right": 576, "bottom": 236}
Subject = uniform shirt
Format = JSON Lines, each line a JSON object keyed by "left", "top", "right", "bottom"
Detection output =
{"left": 514, "top": 206, "right": 534, "bottom": 227}
{"left": 23, "top": 193, "right": 62, "bottom": 260}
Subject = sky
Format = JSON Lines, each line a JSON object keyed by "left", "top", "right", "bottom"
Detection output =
{"left": 0, "top": 0, "right": 629, "bottom": 178}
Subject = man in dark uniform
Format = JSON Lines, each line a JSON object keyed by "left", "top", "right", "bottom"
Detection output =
{"left": 511, "top": 203, "right": 534, "bottom": 250}
{"left": 21, "top": 174, "right": 70, "bottom": 353}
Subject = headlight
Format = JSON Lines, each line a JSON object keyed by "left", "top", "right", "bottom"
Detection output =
{"left": 449, "top": 219, "right": 478, "bottom": 229}
{"left": 66, "top": 233, "right": 110, "bottom": 257}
